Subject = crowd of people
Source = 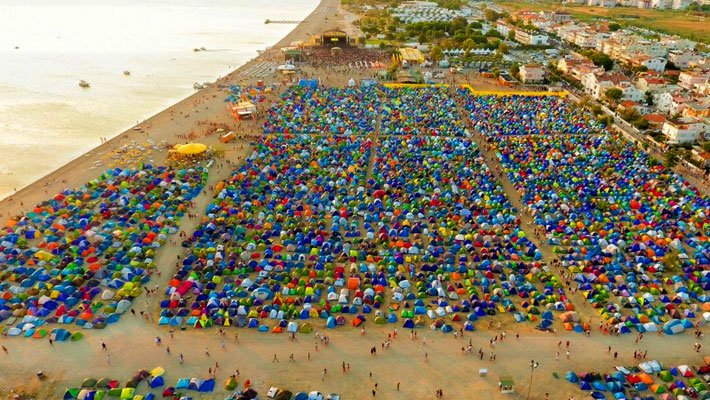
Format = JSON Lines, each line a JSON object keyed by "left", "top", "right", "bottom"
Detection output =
{"left": 305, "top": 47, "right": 388, "bottom": 70}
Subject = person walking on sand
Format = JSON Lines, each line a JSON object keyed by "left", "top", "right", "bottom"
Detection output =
{"left": 2, "top": 346, "right": 8, "bottom": 354}
{"left": 273, "top": 354, "right": 279, "bottom": 363}
{"left": 204, "top": 347, "right": 210, "bottom": 357}
{"left": 178, "top": 353, "right": 184, "bottom": 364}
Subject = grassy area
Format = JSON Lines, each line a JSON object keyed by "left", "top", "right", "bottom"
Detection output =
{"left": 494, "top": 0, "right": 709, "bottom": 43}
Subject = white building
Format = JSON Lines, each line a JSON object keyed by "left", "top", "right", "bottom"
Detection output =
{"left": 515, "top": 30, "right": 549, "bottom": 46}
{"left": 662, "top": 118, "right": 709, "bottom": 144}
{"left": 520, "top": 64, "right": 546, "bottom": 83}
{"left": 671, "top": 0, "right": 690, "bottom": 9}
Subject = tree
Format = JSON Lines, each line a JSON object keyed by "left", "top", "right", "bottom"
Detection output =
{"left": 507, "top": 30, "right": 516, "bottom": 41}
{"left": 633, "top": 118, "right": 650, "bottom": 130}
{"left": 430, "top": 46, "right": 443, "bottom": 62}
{"left": 498, "top": 43, "right": 509, "bottom": 54}
{"left": 484, "top": 9, "right": 500, "bottom": 22}
{"left": 644, "top": 91, "right": 654, "bottom": 106}
{"left": 609, "top": 23, "right": 622, "bottom": 32}
{"left": 664, "top": 148, "right": 680, "bottom": 168}
{"left": 703, "top": 142, "right": 710, "bottom": 152}
{"left": 589, "top": 53, "right": 614, "bottom": 71}
{"left": 605, "top": 88, "right": 623, "bottom": 103}
{"left": 510, "top": 63, "right": 520, "bottom": 79}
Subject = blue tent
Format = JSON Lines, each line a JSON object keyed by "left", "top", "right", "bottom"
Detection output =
{"left": 150, "top": 376, "right": 164, "bottom": 388}
{"left": 326, "top": 316, "right": 336, "bottom": 328}
{"left": 198, "top": 378, "right": 215, "bottom": 392}
{"left": 402, "top": 319, "right": 414, "bottom": 329}
{"left": 565, "top": 371, "right": 578, "bottom": 383}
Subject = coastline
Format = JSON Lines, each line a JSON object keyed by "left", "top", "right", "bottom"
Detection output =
{"left": 0, "top": 0, "right": 335, "bottom": 217}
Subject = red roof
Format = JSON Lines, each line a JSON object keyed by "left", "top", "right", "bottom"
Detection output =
{"left": 644, "top": 114, "right": 666, "bottom": 123}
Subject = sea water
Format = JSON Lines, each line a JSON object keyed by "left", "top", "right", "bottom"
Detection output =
{"left": 0, "top": 0, "right": 318, "bottom": 199}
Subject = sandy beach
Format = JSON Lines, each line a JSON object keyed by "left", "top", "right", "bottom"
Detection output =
{"left": 0, "top": 0, "right": 707, "bottom": 399}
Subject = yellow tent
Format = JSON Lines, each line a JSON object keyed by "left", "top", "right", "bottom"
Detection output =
{"left": 175, "top": 143, "right": 207, "bottom": 156}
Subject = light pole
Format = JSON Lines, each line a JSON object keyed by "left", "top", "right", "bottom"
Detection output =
{"left": 527, "top": 359, "right": 540, "bottom": 400}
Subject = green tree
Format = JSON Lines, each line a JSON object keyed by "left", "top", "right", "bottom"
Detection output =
{"left": 590, "top": 53, "right": 614, "bottom": 71}
{"left": 609, "top": 23, "right": 622, "bottom": 32}
{"left": 605, "top": 88, "right": 623, "bottom": 103}
{"left": 664, "top": 148, "right": 680, "bottom": 168}
{"left": 498, "top": 43, "right": 509, "bottom": 54}
{"left": 703, "top": 142, "right": 710, "bottom": 152}
{"left": 510, "top": 62, "right": 520, "bottom": 79}
{"left": 633, "top": 118, "right": 650, "bottom": 130}
{"left": 644, "top": 91, "right": 654, "bottom": 106}
{"left": 430, "top": 46, "right": 443, "bottom": 62}
{"left": 484, "top": 9, "right": 500, "bottom": 22}
{"left": 507, "top": 30, "right": 516, "bottom": 41}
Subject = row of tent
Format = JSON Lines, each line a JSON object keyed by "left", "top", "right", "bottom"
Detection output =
{"left": 565, "top": 359, "right": 710, "bottom": 399}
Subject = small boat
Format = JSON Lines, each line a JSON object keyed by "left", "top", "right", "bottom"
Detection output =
{"left": 79, "top": 80, "right": 90, "bottom": 88}
{"left": 123, "top": 70, "right": 130, "bottom": 76}
{"left": 193, "top": 82, "right": 206, "bottom": 90}
{"left": 200, "top": 46, "right": 206, "bottom": 51}
{"left": 193, "top": 48, "right": 201, "bottom": 52}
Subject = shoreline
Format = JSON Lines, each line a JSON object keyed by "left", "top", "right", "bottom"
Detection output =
{"left": 0, "top": 0, "right": 333, "bottom": 216}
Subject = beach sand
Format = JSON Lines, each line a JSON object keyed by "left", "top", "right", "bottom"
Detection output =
{"left": 0, "top": 1, "right": 707, "bottom": 399}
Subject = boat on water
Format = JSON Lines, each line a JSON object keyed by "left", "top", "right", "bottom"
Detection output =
{"left": 79, "top": 80, "right": 90, "bottom": 88}
{"left": 193, "top": 82, "right": 206, "bottom": 90}
{"left": 123, "top": 70, "right": 130, "bottom": 76}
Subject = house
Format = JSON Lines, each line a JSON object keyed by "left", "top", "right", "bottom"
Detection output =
{"left": 573, "top": 31, "right": 597, "bottom": 48}
{"left": 670, "top": 94, "right": 692, "bottom": 116}
{"left": 520, "top": 64, "right": 546, "bottom": 83}
{"left": 583, "top": 72, "right": 631, "bottom": 99}
{"left": 552, "top": 11, "right": 572, "bottom": 22}
{"left": 636, "top": 76, "right": 669, "bottom": 92}
{"left": 691, "top": 151, "right": 710, "bottom": 168}
{"left": 671, "top": 0, "right": 690, "bottom": 9}
{"left": 637, "top": 0, "right": 653, "bottom": 8}
{"left": 643, "top": 113, "right": 667, "bottom": 129}
{"left": 496, "top": 20, "right": 514, "bottom": 37}
{"left": 678, "top": 70, "right": 709, "bottom": 90}
{"left": 654, "top": 92, "right": 676, "bottom": 114}
{"left": 682, "top": 102, "right": 710, "bottom": 118}
{"left": 630, "top": 55, "right": 667, "bottom": 72}
{"left": 668, "top": 50, "right": 695, "bottom": 69}
{"left": 651, "top": 0, "right": 670, "bottom": 8}
{"left": 618, "top": 100, "right": 652, "bottom": 115}
{"left": 620, "top": 83, "right": 645, "bottom": 102}
{"left": 662, "top": 117, "right": 708, "bottom": 144}
{"left": 515, "top": 30, "right": 549, "bottom": 46}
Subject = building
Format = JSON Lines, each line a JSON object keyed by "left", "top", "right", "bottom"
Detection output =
{"left": 496, "top": 20, "right": 514, "bottom": 37}
{"left": 671, "top": 0, "right": 690, "bottom": 8}
{"left": 582, "top": 72, "right": 631, "bottom": 99}
{"left": 515, "top": 30, "right": 549, "bottom": 46}
{"left": 636, "top": 76, "right": 669, "bottom": 92}
{"left": 520, "top": 64, "right": 546, "bottom": 83}
{"left": 643, "top": 113, "right": 667, "bottom": 129}
{"left": 668, "top": 50, "right": 695, "bottom": 69}
{"left": 678, "top": 70, "right": 709, "bottom": 90}
{"left": 618, "top": 100, "right": 652, "bottom": 115}
{"left": 662, "top": 118, "right": 708, "bottom": 143}
{"left": 682, "top": 102, "right": 710, "bottom": 118}
{"left": 629, "top": 55, "right": 667, "bottom": 72}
